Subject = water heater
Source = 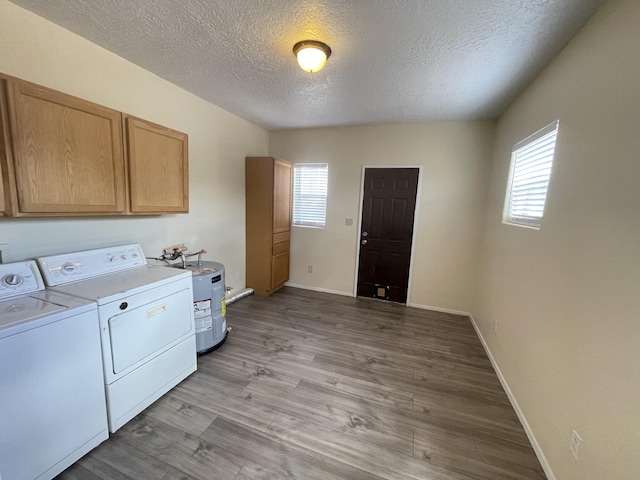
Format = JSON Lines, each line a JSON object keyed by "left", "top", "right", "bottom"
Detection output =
{"left": 183, "top": 261, "right": 228, "bottom": 355}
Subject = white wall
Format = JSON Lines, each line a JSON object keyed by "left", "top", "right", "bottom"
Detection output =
{"left": 473, "top": 0, "right": 640, "bottom": 478}
{"left": 0, "top": 0, "right": 268, "bottom": 290}
{"left": 270, "top": 122, "right": 495, "bottom": 312}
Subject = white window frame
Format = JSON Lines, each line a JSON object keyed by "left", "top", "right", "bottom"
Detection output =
{"left": 503, "top": 120, "right": 559, "bottom": 229}
{"left": 292, "top": 163, "right": 328, "bottom": 229}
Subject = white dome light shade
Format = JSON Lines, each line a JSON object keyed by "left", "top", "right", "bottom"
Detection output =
{"left": 297, "top": 47, "right": 326, "bottom": 72}
{"left": 293, "top": 40, "right": 332, "bottom": 73}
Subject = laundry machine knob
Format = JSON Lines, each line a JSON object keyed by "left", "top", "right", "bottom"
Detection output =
{"left": 119, "top": 302, "right": 128, "bottom": 310}
{"left": 3, "top": 274, "right": 23, "bottom": 286}
{"left": 61, "top": 262, "right": 77, "bottom": 275}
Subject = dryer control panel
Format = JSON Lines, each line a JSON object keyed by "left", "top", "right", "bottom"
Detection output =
{"left": 37, "top": 244, "right": 147, "bottom": 286}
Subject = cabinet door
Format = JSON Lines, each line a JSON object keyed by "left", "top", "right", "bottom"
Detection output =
{"left": 7, "top": 79, "right": 126, "bottom": 214}
{"left": 126, "top": 116, "right": 188, "bottom": 214}
{"left": 271, "top": 249, "right": 290, "bottom": 290}
{"left": 0, "top": 78, "right": 14, "bottom": 216}
{"left": 272, "top": 159, "right": 291, "bottom": 234}
{"left": 0, "top": 149, "right": 5, "bottom": 215}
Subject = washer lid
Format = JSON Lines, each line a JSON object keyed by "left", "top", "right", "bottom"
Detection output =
{"left": 0, "top": 289, "right": 97, "bottom": 338}
{"left": 0, "top": 296, "right": 65, "bottom": 328}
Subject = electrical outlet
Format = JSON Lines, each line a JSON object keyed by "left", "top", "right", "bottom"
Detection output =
{"left": 569, "top": 429, "right": 582, "bottom": 459}
{"left": 308, "top": 265, "right": 313, "bottom": 273}
{"left": 494, "top": 320, "right": 499, "bottom": 334}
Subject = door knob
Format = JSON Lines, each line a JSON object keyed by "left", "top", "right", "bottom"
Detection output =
{"left": 362, "top": 231, "right": 368, "bottom": 237}
{"left": 361, "top": 239, "right": 368, "bottom": 245}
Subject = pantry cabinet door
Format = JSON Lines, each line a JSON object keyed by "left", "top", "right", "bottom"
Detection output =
{"left": 126, "top": 116, "right": 188, "bottom": 214}
{"left": 7, "top": 79, "right": 126, "bottom": 215}
{"left": 272, "top": 159, "right": 291, "bottom": 234}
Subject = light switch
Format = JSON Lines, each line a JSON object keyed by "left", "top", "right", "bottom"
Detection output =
{"left": 345, "top": 218, "right": 354, "bottom": 226}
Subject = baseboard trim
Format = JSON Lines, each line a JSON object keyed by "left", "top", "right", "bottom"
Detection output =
{"left": 468, "top": 314, "right": 556, "bottom": 480}
{"left": 284, "top": 282, "right": 353, "bottom": 297}
{"left": 407, "top": 302, "right": 470, "bottom": 316}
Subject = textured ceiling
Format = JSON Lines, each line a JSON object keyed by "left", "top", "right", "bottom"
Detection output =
{"left": 9, "top": 0, "right": 606, "bottom": 130}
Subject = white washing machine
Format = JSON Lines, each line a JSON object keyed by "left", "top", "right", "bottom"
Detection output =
{"left": 37, "top": 244, "right": 196, "bottom": 433}
{"left": 0, "top": 260, "right": 108, "bottom": 480}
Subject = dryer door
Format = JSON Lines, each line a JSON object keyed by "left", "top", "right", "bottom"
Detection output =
{"left": 108, "top": 287, "right": 193, "bottom": 374}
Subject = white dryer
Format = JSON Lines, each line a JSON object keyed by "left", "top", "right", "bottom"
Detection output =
{"left": 37, "top": 244, "right": 196, "bottom": 433}
{"left": 0, "top": 260, "right": 108, "bottom": 480}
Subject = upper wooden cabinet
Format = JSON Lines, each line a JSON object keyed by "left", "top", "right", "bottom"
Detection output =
{"left": 125, "top": 116, "right": 188, "bottom": 214}
{"left": 0, "top": 73, "right": 189, "bottom": 217}
{"left": 6, "top": 79, "right": 126, "bottom": 215}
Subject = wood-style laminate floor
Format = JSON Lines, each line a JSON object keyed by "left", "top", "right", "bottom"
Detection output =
{"left": 58, "top": 287, "right": 546, "bottom": 480}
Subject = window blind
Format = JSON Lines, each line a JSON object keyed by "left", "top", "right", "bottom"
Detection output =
{"left": 292, "top": 163, "right": 328, "bottom": 228}
{"left": 504, "top": 120, "right": 559, "bottom": 228}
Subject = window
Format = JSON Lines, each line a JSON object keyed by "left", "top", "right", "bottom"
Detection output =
{"left": 503, "top": 120, "right": 559, "bottom": 229}
{"left": 292, "top": 163, "right": 328, "bottom": 228}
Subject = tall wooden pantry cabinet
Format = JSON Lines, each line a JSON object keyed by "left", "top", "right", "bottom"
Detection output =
{"left": 245, "top": 156, "right": 292, "bottom": 296}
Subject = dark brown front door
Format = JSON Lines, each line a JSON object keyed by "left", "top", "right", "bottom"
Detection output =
{"left": 357, "top": 168, "right": 419, "bottom": 303}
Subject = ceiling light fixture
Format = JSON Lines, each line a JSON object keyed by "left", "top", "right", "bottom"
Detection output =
{"left": 293, "top": 40, "right": 332, "bottom": 73}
